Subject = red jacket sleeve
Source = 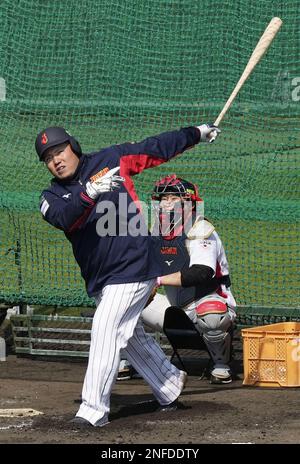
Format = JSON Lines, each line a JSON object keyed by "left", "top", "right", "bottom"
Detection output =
{"left": 118, "top": 126, "right": 200, "bottom": 176}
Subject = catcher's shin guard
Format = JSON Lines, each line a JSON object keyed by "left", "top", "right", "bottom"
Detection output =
{"left": 195, "top": 298, "right": 235, "bottom": 375}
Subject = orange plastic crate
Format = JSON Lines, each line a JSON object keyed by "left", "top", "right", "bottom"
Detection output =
{"left": 241, "top": 322, "right": 300, "bottom": 387}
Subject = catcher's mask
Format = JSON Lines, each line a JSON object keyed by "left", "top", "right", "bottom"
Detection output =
{"left": 35, "top": 126, "right": 82, "bottom": 161}
{"left": 152, "top": 174, "right": 202, "bottom": 238}
{"left": 152, "top": 174, "right": 202, "bottom": 202}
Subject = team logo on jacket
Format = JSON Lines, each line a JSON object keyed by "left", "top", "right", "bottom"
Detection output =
{"left": 41, "top": 133, "right": 48, "bottom": 145}
{"left": 200, "top": 240, "right": 212, "bottom": 248}
{"left": 161, "top": 247, "right": 177, "bottom": 255}
{"left": 90, "top": 167, "right": 110, "bottom": 183}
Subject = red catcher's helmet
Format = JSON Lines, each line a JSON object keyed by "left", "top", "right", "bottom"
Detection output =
{"left": 152, "top": 174, "right": 202, "bottom": 202}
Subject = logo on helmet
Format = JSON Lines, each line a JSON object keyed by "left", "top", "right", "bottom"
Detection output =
{"left": 41, "top": 133, "right": 48, "bottom": 145}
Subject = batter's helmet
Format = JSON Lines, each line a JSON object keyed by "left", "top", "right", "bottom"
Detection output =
{"left": 35, "top": 126, "right": 82, "bottom": 161}
{"left": 152, "top": 174, "right": 202, "bottom": 202}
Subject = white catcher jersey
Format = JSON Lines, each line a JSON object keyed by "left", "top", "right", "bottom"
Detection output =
{"left": 164, "top": 229, "right": 236, "bottom": 311}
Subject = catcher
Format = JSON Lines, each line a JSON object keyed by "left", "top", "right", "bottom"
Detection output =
{"left": 140, "top": 174, "right": 237, "bottom": 384}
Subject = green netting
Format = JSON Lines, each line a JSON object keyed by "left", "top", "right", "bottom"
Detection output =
{"left": 0, "top": 0, "right": 299, "bottom": 309}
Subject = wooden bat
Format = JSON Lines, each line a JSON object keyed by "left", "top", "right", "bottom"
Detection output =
{"left": 214, "top": 17, "right": 283, "bottom": 127}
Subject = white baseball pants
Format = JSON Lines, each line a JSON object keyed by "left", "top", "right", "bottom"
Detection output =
{"left": 76, "top": 280, "right": 185, "bottom": 426}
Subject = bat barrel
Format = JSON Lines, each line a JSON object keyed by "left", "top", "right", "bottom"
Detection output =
{"left": 214, "top": 17, "right": 282, "bottom": 127}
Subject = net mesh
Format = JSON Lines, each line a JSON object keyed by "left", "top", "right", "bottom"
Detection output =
{"left": 0, "top": 0, "right": 299, "bottom": 309}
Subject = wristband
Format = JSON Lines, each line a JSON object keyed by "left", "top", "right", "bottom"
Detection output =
{"left": 156, "top": 276, "right": 162, "bottom": 287}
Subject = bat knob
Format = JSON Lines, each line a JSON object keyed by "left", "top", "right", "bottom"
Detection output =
{"left": 208, "top": 128, "right": 220, "bottom": 143}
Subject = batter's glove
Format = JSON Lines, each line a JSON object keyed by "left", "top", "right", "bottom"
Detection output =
{"left": 197, "top": 124, "right": 221, "bottom": 143}
{"left": 86, "top": 166, "right": 125, "bottom": 200}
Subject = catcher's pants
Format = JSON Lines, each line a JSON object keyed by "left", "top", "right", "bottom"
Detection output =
{"left": 76, "top": 280, "right": 185, "bottom": 426}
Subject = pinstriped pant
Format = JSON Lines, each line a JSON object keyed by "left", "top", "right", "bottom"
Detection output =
{"left": 76, "top": 280, "right": 185, "bottom": 426}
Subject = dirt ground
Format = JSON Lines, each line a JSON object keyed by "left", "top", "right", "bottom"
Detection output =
{"left": 0, "top": 347, "right": 300, "bottom": 446}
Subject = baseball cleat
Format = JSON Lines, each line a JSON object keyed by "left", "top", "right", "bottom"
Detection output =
{"left": 116, "top": 368, "right": 132, "bottom": 381}
{"left": 69, "top": 416, "right": 91, "bottom": 426}
{"left": 210, "top": 366, "right": 232, "bottom": 384}
{"left": 116, "top": 365, "right": 142, "bottom": 380}
{"left": 210, "top": 373, "right": 232, "bottom": 384}
{"left": 69, "top": 416, "right": 110, "bottom": 427}
{"left": 157, "top": 370, "right": 187, "bottom": 412}
{"left": 157, "top": 400, "right": 179, "bottom": 412}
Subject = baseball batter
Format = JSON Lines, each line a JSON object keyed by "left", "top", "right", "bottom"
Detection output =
{"left": 35, "top": 124, "right": 220, "bottom": 426}
{"left": 141, "top": 175, "right": 237, "bottom": 384}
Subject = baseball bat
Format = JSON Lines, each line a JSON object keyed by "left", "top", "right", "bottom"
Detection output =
{"left": 214, "top": 17, "right": 282, "bottom": 127}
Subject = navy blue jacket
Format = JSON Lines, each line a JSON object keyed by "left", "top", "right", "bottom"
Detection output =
{"left": 40, "top": 127, "right": 200, "bottom": 297}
